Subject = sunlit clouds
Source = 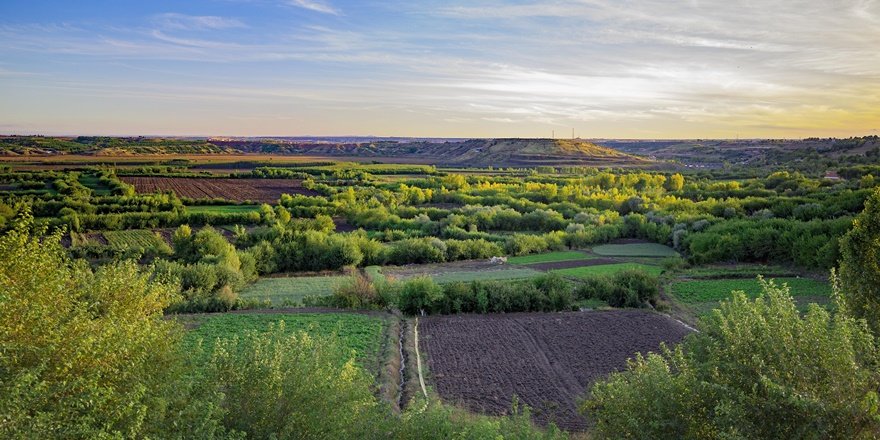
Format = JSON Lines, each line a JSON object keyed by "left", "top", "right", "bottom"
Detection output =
{"left": 0, "top": 0, "right": 877, "bottom": 137}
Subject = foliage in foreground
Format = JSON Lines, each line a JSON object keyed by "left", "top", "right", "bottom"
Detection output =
{"left": 0, "top": 213, "right": 225, "bottom": 438}
{"left": 0, "top": 215, "right": 566, "bottom": 439}
{"left": 583, "top": 278, "right": 880, "bottom": 439}
{"left": 838, "top": 187, "right": 880, "bottom": 334}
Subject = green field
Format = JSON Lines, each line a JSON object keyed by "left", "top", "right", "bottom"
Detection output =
{"left": 591, "top": 243, "right": 678, "bottom": 257}
{"left": 239, "top": 275, "right": 349, "bottom": 305}
{"left": 185, "top": 204, "right": 260, "bottom": 214}
{"left": 671, "top": 277, "right": 831, "bottom": 303}
{"left": 103, "top": 229, "right": 168, "bottom": 250}
{"left": 182, "top": 312, "right": 387, "bottom": 365}
{"left": 507, "top": 251, "right": 593, "bottom": 265}
{"left": 552, "top": 263, "right": 663, "bottom": 278}
{"left": 428, "top": 268, "right": 541, "bottom": 284}
{"left": 77, "top": 173, "right": 111, "bottom": 195}
{"left": 677, "top": 265, "right": 796, "bottom": 278}
{"left": 364, "top": 266, "right": 385, "bottom": 283}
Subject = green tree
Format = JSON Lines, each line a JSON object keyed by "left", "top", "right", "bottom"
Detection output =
{"left": 664, "top": 172, "right": 685, "bottom": 191}
{"left": 583, "top": 278, "right": 880, "bottom": 439}
{"left": 0, "top": 212, "right": 224, "bottom": 438}
{"left": 839, "top": 187, "right": 880, "bottom": 333}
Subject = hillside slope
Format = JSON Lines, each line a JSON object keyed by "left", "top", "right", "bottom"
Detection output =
{"left": 0, "top": 136, "right": 647, "bottom": 167}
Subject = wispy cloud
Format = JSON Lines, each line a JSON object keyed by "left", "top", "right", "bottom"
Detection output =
{"left": 152, "top": 13, "right": 246, "bottom": 30}
{"left": 288, "top": 0, "right": 339, "bottom": 15}
{"left": 1, "top": 0, "right": 878, "bottom": 137}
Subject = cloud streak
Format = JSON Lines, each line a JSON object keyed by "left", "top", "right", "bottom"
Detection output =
{"left": 0, "top": 0, "right": 878, "bottom": 137}
{"left": 288, "top": 0, "right": 339, "bottom": 15}
{"left": 152, "top": 13, "right": 246, "bottom": 30}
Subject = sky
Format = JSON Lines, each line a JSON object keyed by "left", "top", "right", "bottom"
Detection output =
{"left": 0, "top": 0, "right": 878, "bottom": 139}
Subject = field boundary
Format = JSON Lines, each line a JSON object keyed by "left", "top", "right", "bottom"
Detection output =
{"left": 414, "top": 318, "right": 428, "bottom": 399}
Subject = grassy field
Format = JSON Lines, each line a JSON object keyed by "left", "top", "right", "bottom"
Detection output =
{"left": 364, "top": 266, "right": 385, "bottom": 282}
{"left": 429, "top": 268, "right": 542, "bottom": 284}
{"left": 77, "top": 173, "right": 111, "bottom": 195}
{"left": 185, "top": 204, "right": 261, "bottom": 214}
{"left": 676, "top": 265, "right": 796, "bottom": 278}
{"left": 507, "top": 251, "right": 593, "bottom": 265}
{"left": 591, "top": 243, "right": 678, "bottom": 257}
{"left": 552, "top": 262, "right": 663, "bottom": 278}
{"left": 103, "top": 229, "right": 168, "bottom": 250}
{"left": 670, "top": 277, "right": 831, "bottom": 303}
{"left": 181, "top": 312, "right": 387, "bottom": 365}
{"left": 239, "top": 275, "right": 349, "bottom": 305}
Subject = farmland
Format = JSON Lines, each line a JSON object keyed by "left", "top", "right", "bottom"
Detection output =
{"left": 121, "top": 177, "right": 319, "bottom": 202}
{"left": 419, "top": 310, "right": 693, "bottom": 430}
{"left": 507, "top": 251, "right": 593, "bottom": 265}
{"left": 239, "top": 275, "right": 348, "bottom": 305}
{"left": 185, "top": 204, "right": 260, "bottom": 214}
{"left": 552, "top": 262, "right": 663, "bottom": 278}
{"left": 3, "top": 135, "right": 879, "bottom": 437}
{"left": 102, "top": 229, "right": 169, "bottom": 251}
{"left": 182, "top": 312, "right": 388, "bottom": 367}
{"left": 381, "top": 260, "right": 542, "bottom": 284}
{"left": 670, "top": 277, "right": 833, "bottom": 314}
{"left": 591, "top": 242, "right": 678, "bottom": 257}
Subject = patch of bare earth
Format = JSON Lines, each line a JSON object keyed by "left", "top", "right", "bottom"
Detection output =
{"left": 419, "top": 310, "right": 693, "bottom": 431}
{"left": 121, "top": 177, "right": 319, "bottom": 203}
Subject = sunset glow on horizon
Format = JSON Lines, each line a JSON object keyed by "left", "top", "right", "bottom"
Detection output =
{"left": 1, "top": 0, "right": 878, "bottom": 139}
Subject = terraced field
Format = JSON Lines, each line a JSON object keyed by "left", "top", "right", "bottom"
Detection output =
{"left": 591, "top": 242, "right": 678, "bottom": 257}
{"left": 103, "top": 229, "right": 169, "bottom": 250}
{"left": 182, "top": 312, "right": 388, "bottom": 367}
{"left": 552, "top": 262, "right": 663, "bottom": 278}
{"left": 239, "top": 275, "right": 348, "bottom": 305}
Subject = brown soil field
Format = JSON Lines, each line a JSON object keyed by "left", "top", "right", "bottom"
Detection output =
{"left": 523, "top": 258, "right": 618, "bottom": 271}
{"left": 121, "top": 177, "right": 318, "bottom": 202}
{"left": 333, "top": 217, "right": 357, "bottom": 232}
{"left": 419, "top": 310, "right": 693, "bottom": 430}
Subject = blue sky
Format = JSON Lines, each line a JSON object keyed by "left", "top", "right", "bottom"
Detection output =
{"left": 1, "top": 0, "right": 878, "bottom": 138}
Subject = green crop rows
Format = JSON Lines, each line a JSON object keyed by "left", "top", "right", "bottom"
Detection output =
{"left": 239, "top": 275, "right": 349, "bottom": 305}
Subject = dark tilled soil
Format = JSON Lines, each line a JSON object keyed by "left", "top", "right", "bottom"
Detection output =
{"left": 523, "top": 258, "right": 618, "bottom": 271}
{"left": 121, "top": 177, "right": 319, "bottom": 203}
{"left": 419, "top": 310, "right": 693, "bottom": 431}
{"left": 333, "top": 217, "right": 358, "bottom": 232}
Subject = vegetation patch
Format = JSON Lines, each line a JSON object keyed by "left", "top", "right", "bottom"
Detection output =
{"left": 183, "top": 312, "right": 387, "bottom": 366}
{"left": 238, "top": 275, "right": 349, "bottom": 306}
{"left": 671, "top": 277, "right": 831, "bottom": 303}
{"left": 428, "top": 268, "right": 541, "bottom": 284}
{"left": 591, "top": 243, "right": 678, "bottom": 257}
{"left": 553, "top": 262, "right": 662, "bottom": 278}
{"left": 102, "top": 229, "right": 168, "bottom": 250}
{"left": 507, "top": 250, "right": 593, "bottom": 265}
{"left": 185, "top": 204, "right": 260, "bottom": 214}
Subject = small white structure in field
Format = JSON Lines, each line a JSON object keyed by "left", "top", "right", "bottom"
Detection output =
{"left": 489, "top": 256, "right": 507, "bottom": 264}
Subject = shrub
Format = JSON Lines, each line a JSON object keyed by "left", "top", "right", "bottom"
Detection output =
{"left": 397, "top": 276, "right": 445, "bottom": 315}
{"left": 583, "top": 278, "right": 880, "bottom": 439}
{"left": 388, "top": 238, "right": 446, "bottom": 265}
{"left": 575, "top": 269, "right": 660, "bottom": 308}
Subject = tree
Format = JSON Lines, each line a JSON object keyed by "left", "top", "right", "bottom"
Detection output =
{"left": 0, "top": 212, "right": 223, "bottom": 438}
{"left": 583, "top": 278, "right": 880, "bottom": 439}
{"left": 664, "top": 173, "right": 685, "bottom": 191}
{"left": 839, "top": 187, "right": 880, "bottom": 333}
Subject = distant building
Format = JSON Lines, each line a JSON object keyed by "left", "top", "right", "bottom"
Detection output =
{"left": 824, "top": 170, "right": 842, "bottom": 181}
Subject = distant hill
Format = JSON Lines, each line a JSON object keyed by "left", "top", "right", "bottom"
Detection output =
{"left": 0, "top": 136, "right": 647, "bottom": 167}
{"left": 597, "top": 136, "right": 880, "bottom": 171}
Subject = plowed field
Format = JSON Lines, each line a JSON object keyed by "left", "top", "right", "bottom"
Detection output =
{"left": 121, "top": 177, "right": 318, "bottom": 202}
{"left": 419, "top": 310, "right": 692, "bottom": 430}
